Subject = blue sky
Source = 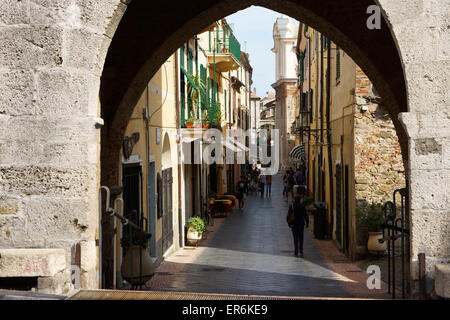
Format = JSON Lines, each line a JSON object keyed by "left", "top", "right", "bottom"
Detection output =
{"left": 225, "top": 6, "right": 295, "bottom": 98}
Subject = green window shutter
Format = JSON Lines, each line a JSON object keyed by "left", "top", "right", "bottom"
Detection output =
{"left": 200, "top": 65, "right": 207, "bottom": 110}
{"left": 180, "top": 69, "right": 186, "bottom": 127}
{"left": 299, "top": 50, "right": 306, "bottom": 84}
{"left": 187, "top": 49, "right": 193, "bottom": 73}
{"left": 180, "top": 45, "right": 185, "bottom": 68}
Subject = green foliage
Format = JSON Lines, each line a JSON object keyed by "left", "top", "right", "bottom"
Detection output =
{"left": 120, "top": 230, "right": 151, "bottom": 249}
{"left": 211, "top": 106, "right": 222, "bottom": 128}
{"left": 355, "top": 203, "right": 385, "bottom": 232}
{"left": 186, "top": 71, "right": 206, "bottom": 117}
{"left": 208, "top": 190, "right": 217, "bottom": 199}
{"left": 188, "top": 216, "right": 206, "bottom": 234}
{"left": 303, "top": 197, "right": 314, "bottom": 206}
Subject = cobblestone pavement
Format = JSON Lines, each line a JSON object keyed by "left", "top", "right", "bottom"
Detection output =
{"left": 146, "top": 175, "right": 391, "bottom": 299}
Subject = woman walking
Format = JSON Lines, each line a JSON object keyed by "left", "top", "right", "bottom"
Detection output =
{"left": 286, "top": 194, "right": 309, "bottom": 257}
{"left": 258, "top": 174, "right": 265, "bottom": 197}
{"left": 265, "top": 174, "right": 272, "bottom": 197}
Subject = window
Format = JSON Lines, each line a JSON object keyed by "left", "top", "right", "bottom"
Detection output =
{"left": 299, "top": 50, "right": 306, "bottom": 84}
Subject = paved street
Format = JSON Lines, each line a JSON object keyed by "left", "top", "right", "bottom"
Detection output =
{"left": 147, "top": 175, "right": 390, "bottom": 298}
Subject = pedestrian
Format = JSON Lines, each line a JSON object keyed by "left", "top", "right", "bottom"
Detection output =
{"left": 282, "top": 170, "right": 290, "bottom": 196}
{"left": 287, "top": 171, "right": 296, "bottom": 200}
{"left": 286, "top": 193, "right": 309, "bottom": 257}
{"left": 236, "top": 175, "right": 248, "bottom": 209}
{"left": 258, "top": 174, "right": 265, "bottom": 197}
{"left": 295, "top": 167, "right": 304, "bottom": 186}
{"left": 265, "top": 174, "right": 272, "bottom": 197}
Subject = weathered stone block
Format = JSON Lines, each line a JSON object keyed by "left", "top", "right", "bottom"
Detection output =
{"left": 0, "top": 0, "right": 30, "bottom": 25}
{"left": 0, "top": 198, "right": 19, "bottom": 215}
{"left": 405, "top": 62, "right": 450, "bottom": 113}
{"left": 0, "top": 248, "right": 66, "bottom": 277}
{"left": 410, "top": 210, "right": 450, "bottom": 258}
{"left": 434, "top": 263, "right": 450, "bottom": 298}
{"left": 409, "top": 170, "right": 450, "bottom": 210}
{"left": 23, "top": 196, "right": 92, "bottom": 241}
{"left": 378, "top": 0, "right": 424, "bottom": 24}
{"left": 0, "top": 25, "right": 63, "bottom": 69}
{"left": 36, "top": 69, "right": 98, "bottom": 118}
{"left": 0, "top": 69, "right": 35, "bottom": 116}
{"left": 62, "top": 28, "right": 105, "bottom": 72}
{"left": 0, "top": 166, "right": 90, "bottom": 197}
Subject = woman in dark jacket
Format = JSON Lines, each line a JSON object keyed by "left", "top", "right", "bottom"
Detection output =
{"left": 286, "top": 194, "right": 309, "bottom": 257}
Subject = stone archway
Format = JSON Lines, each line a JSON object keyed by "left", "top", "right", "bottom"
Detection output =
{"left": 0, "top": 0, "right": 448, "bottom": 296}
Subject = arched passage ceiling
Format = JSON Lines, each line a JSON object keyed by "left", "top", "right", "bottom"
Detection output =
{"left": 100, "top": 0, "right": 408, "bottom": 183}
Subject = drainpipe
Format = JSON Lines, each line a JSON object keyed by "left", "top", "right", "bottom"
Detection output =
{"left": 314, "top": 32, "right": 319, "bottom": 200}
{"left": 326, "top": 40, "right": 334, "bottom": 237}
{"left": 175, "top": 49, "right": 184, "bottom": 247}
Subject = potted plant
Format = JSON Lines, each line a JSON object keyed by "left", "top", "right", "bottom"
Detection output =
{"left": 303, "top": 196, "right": 315, "bottom": 211}
{"left": 186, "top": 216, "right": 206, "bottom": 244}
{"left": 185, "top": 117, "right": 195, "bottom": 128}
{"left": 211, "top": 106, "right": 222, "bottom": 129}
{"left": 208, "top": 190, "right": 217, "bottom": 199}
{"left": 120, "top": 230, "right": 156, "bottom": 285}
{"left": 355, "top": 203, "right": 387, "bottom": 254}
{"left": 186, "top": 70, "right": 206, "bottom": 119}
{"left": 202, "top": 119, "right": 210, "bottom": 128}
{"left": 193, "top": 118, "right": 202, "bottom": 128}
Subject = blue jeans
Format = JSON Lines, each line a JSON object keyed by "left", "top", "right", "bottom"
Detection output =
{"left": 265, "top": 183, "right": 272, "bottom": 197}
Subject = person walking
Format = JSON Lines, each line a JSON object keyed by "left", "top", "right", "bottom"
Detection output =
{"left": 295, "top": 167, "right": 304, "bottom": 186}
{"left": 287, "top": 171, "right": 296, "bottom": 200}
{"left": 258, "top": 174, "right": 265, "bottom": 197}
{"left": 236, "top": 176, "right": 248, "bottom": 209}
{"left": 286, "top": 194, "right": 309, "bottom": 257}
{"left": 265, "top": 174, "right": 272, "bottom": 197}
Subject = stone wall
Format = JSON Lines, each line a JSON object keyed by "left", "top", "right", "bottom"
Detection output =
{"left": 354, "top": 68, "right": 405, "bottom": 208}
{"left": 353, "top": 68, "right": 406, "bottom": 249}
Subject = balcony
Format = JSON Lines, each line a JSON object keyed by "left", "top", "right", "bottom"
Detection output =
{"left": 207, "top": 29, "right": 240, "bottom": 72}
{"left": 292, "top": 110, "right": 310, "bottom": 134}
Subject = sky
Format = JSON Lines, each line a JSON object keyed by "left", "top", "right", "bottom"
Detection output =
{"left": 225, "top": 6, "right": 296, "bottom": 98}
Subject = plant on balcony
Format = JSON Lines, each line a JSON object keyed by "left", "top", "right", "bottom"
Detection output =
{"left": 202, "top": 118, "right": 210, "bottom": 128}
{"left": 185, "top": 116, "right": 196, "bottom": 128}
{"left": 210, "top": 105, "right": 222, "bottom": 129}
{"left": 186, "top": 71, "right": 206, "bottom": 119}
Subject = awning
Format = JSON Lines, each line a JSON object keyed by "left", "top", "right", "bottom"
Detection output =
{"left": 289, "top": 144, "right": 305, "bottom": 163}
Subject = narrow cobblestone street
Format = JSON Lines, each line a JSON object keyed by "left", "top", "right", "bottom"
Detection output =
{"left": 146, "top": 175, "right": 391, "bottom": 299}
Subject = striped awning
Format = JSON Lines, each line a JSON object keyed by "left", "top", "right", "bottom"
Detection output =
{"left": 289, "top": 144, "right": 305, "bottom": 163}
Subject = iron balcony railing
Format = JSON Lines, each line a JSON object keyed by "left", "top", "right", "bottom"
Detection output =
{"left": 208, "top": 28, "right": 241, "bottom": 63}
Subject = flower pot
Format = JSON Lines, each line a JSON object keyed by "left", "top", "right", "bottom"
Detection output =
{"left": 193, "top": 119, "right": 202, "bottom": 128}
{"left": 202, "top": 123, "right": 209, "bottom": 128}
{"left": 187, "top": 227, "right": 202, "bottom": 240}
{"left": 121, "top": 245, "right": 156, "bottom": 285}
{"left": 185, "top": 121, "right": 193, "bottom": 128}
{"left": 367, "top": 231, "right": 386, "bottom": 254}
